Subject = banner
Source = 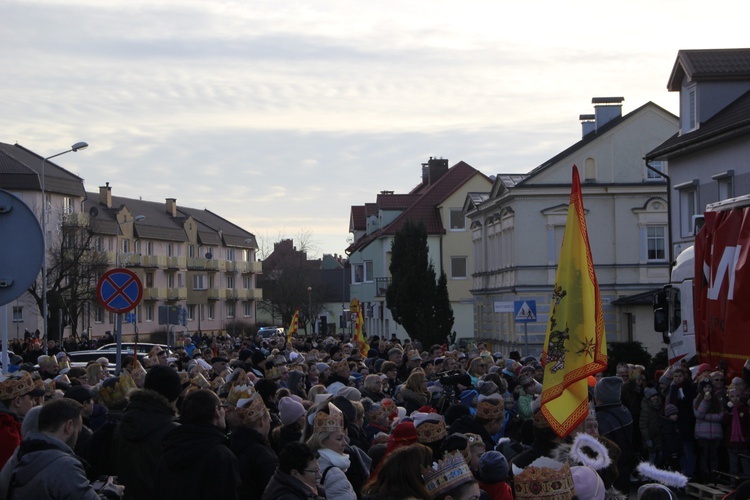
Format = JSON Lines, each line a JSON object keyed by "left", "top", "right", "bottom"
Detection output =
{"left": 287, "top": 308, "right": 300, "bottom": 344}
{"left": 352, "top": 299, "right": 369, "bottom": 358}
{"left": 540, "top": 165, "right": 607, "bottom": 438}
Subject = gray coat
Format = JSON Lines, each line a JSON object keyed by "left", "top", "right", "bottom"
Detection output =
{"left": 0, "top": 431, "right": 102, "bottom": 499}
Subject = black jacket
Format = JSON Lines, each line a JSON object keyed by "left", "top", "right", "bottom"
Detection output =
{"left": 112, "top": 390, "right": 178, "bottom": 500}
{"left": 230, "top": 426, "right": 279, "bottom": 500}
{"left": 262, "top": 469, "right": 326, "bottom": 500}
{"left": 156, "top": 423, "right": 241, "bottom": 500}
{"left": 595, "top": 402, "right": 634, "bottom": 493}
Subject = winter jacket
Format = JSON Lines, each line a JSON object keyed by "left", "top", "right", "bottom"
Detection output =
{"left": 693, "top": 396, "right": 723, "bottom": 440}
{"left": 317, "top": 447, "right": 356, "bottom": 500}
{"left": 262, "top": 469, "right": 326, "bottom": 500}
{"left": 230, "top": 426, "right": 279, "bottom": 500}
{"left": 478, "top": 480, "right": 514, "bottom": 500}
{"left": 660, "top": 417, "right": 683, "bottom": 458}
{"left": 449, "top": 415, "right": 496, "bottom": 451}
{"left": 398, "top": 387, "right": 429, "bottom": 415}
{"left": 595, "top": 402, "right": 633, "bottom": 494}
{"left": 723, "top": 402, "right": 750, "bottom": 447}
{"left": 84, "top": 410, "right": 124, "bottom": 480}
{"left": 0, "top": 431, "right": 104, "bottom": 500}
{"left": 665, "top": 381, "right": 697, "bottom": 441}
{"left": 639, "top": 397, "right": 662, "bottom": 451}
{"left": 155, "top": 423, "right": 241, "bottom": 500}
{"left": 112, "top": 389, "right": 178, "bottom": 500}
{"left": 0, "top": 405, "right": 22, "bottom": 471}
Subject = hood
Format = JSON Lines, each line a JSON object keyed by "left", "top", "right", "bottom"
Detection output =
{"left": 160, "top": 424, "right": 229, "bottom": 469}
{"left": 10, "top": 432, "right": 75, "bottom": 489}
{"left": 119, "top": 389, "right": 176, "bottom": 442}
{"left": 229, "top": 426, "right": 266, "bottom": 456}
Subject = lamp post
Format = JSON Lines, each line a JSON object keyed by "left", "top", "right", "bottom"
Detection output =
{"left": 41, "top": 142, "right": 88, "bottom": 353}
{"left": 307, "top": 286, "right": 312, "bottom": 336}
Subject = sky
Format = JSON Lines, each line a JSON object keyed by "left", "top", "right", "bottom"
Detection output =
{"left": 2, "top": 0, "right": 749, "bottom": 258}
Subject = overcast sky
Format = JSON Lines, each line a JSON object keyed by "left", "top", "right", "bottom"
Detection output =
{"left": 2, "top": 0, "right": 748, "bottom": 257}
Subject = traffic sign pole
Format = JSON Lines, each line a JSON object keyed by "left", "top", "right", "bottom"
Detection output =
{"left": 116, "top": 313, "right": 123, "bottom": 375}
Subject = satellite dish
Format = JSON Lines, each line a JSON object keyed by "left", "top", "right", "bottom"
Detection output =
{"left": 89, "top": 207, "right": 99, "bottom": 218}
{"left": 205, "top": 252, "right": 213, "bottom": 259}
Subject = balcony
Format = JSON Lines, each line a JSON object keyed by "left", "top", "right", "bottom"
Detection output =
{"left": 187, "top": 257, "right": 208, "bottom": 269}
{"left": 142, "top": 255, "right": 167, "bottom": 268}
{"left": 167, "top": 256, "right": 186, "bottom": 269}
{"left": 206, "top": 259, "right": 227, "bottom": 272}
{"left": 120, "top": 253, "right": 142, "bottom": 267}
{"left": 236, "top": 261, "right": 262, "bottom": 274}
{"left": 166, "top": 287, "right": 187, "bottom": 300}
{"left": 207, "top": 289, "right": 226, "bottom": 300}
{"left": 143, "top": 288, "right": 167, "bottom": 301}
{"left": 248, "top": 288, "right": 263, "bottom": 300}
{"left": 375, "top": 277, "right": 392, "bottom": 297}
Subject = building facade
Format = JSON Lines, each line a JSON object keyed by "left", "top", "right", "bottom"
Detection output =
{"left": 466, "top": 98, "right": 679, "bottom": 356}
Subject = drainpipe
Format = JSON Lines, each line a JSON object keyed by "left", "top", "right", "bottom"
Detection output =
{"left": 644, "top": 158, "right": 674, "bottom": 267}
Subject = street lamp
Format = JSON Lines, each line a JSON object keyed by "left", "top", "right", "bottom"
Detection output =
{"left": 307, "top": 286, "right": 312, "bottom": 336}
{"left": 41, "top": 141, "right": 88, "bottom": 352}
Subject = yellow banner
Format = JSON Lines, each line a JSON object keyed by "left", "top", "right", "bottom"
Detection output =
{"left": 540, "top": 165, "right": 607, "bottom": 438}
{"left": 354, "top": 305, "right": 369, "bottom": 359}
{"left": 287, "top": 308, "right": 300, "bottom": 343}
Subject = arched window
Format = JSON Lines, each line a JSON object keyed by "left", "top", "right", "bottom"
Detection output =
{"left": 584, "top": 157, "right": 596, "bottom": 182}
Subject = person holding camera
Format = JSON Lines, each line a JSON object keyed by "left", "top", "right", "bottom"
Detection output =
{"left": 694, "top": 377, "right": 723, "bottom": 484}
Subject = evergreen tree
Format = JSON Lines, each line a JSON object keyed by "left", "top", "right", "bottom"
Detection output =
{"left": 386, "top": 220, "right": 447, "bottom": 345}
{"left": 434, "top": 270, "right": 455, "bottom": 345}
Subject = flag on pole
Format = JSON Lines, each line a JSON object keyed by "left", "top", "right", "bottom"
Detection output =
{"left": 352, "top": 299, "right": 370, "bottom": 359}
{"left": 287, "top": 308, "right": 300, "bottom": 344}
{"left": 540, "top": 165, "right": 607, "bottom": 438}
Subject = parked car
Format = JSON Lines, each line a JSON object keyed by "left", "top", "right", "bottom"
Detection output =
{"left": 97, "top": 343, "right": 170, "bottom": 355}
{"left": 67, "top": 349, "right": 148, "bottom": 371}
{"left": 257, "top": 327, "right": 285, "bottom": 339}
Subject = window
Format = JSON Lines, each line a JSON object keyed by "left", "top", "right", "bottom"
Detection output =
{"left": 718, "top": 176, "right": 734, "bottom": 200}
{"left": 188, "top": 244, "right": 195, "bottom": 258}
{"left": 449, "top": 209, "right": 466, "bottom": 230}
{"left": 584, "top": 158, "right": 596, "bottom": 182}
{"left": 94, "top": 237, "right": 103, "bottom": 252}
{"left": 226, "top": 302, "right": 235, "bottom": 318}
{"left": 122, "top": 239, "right": 130, "bottom": 254}
{"left": 167, "top": 243, "right": 174, "bottom": 257}
{"left": 108, "top": 238, "right": 114, "bottom": 251}
{"left": 226, "top": 275, "right": 235, "bottom": 289}
{"left": 146, "top": 304, "right": 154, "bottom": 322}
{"left": 187, "top": 305, "right": 195, "bottom": 321}
{"left": 243, "top": 302, "right": 254, "bottom": 318}
{"left": 167, "top": 273, "right": 175, "bottom": 288}
{"left": 647, "top": 161, "right": 665, "bottom": 180}
{"left": 208, "top": 275, "right": 215, "bottom": 289}
{"left": 244, "top": 249, "right": 252, "bottom": 262}
{"left": 208, "top": 304, "right": 215, "bottom": 320}
{"left": 451, "top": 256, "right": 468, "bottom": 279}
{"left": 227, "top": 248, "right": 236, "bottom": 261}
{"left": 678, "top": 184, "right": 698, "bottom": 237}
{"left": 94, "top": 306, "right": 104, "bottom": 323}
{"left": 688, "top": 88, "right": 697, "bottom": 130}
{"left": 146, "top": 241, "right": 154, "bottom": 256}
{"left": 365, "top": 261, "right": 373, "bottom": 283}
{"left": 12, "top": 306, "right": 22, "bottom": 323}
{"left": 177, "top": 273, "right": 183, "bottom": 288}
{"left": 353, "top": 264, "right": 364, "bottom": 284}
{"left": 205, "top": 246, "right": 214, "bottom": 259}
{"left": 647, "top": 226, "right": 667, "bottom": 261}
{"left": 145, "top": 272, "right": 154, "bottom": 288}
{"left": 193, "top": 274, "right": 207, "bottom": 290}
{"left": 243, "top": 275, "right": 252, "bottom": 289}
{"left": 63, "top": 197, "right": 73, "bottom": 214}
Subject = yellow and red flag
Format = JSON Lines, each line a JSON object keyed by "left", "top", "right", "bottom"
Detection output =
{"left": 352, "top": 299, "right": 370, "bottom": 358}
{"left": 287, "top": 308, "right": 300, "bottom": 343}
{"left": 540, "top": 165, "right": 607, "bottom": 438}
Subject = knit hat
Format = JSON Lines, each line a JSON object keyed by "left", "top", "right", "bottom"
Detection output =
{"left": 316, "top": 362, "right": 330, "bottom": 374}
{"left": 571, "top": 466, "right": 605, "bottom": 500}
{"left": 386, "top": 421, "right": 418, "bottom": 455}
{"left": 479, "top": 450, "right": 509, "bottom": 483}
{"left": 251, "top": 350, "right": 267, "bottom": 366}
{"left": 644, "top": 387, "right": 659, "bottom": 400}
{"left": 238, "top": 349, "right": 253, "bottom": 362}
{"left": 144, "top": 365, "right": 183, "bottom": 402}
{"left": 594, "top": 376, "right": 623, "bottom": 405}
{"left": 279, "top": 396, "right": 306, "bottom": 426}
{"left": 459, "top": 389, "right": 478, "bottom": 407}
{"left": 337, "top": 386, "right": 362, "bottom": 401}
{"left": 664, "top": 404, "right": 679, "bottom": 417}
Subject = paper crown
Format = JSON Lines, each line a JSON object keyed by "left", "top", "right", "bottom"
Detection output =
{"left": 236, "top": 393, "right": 267, "bottom": 426}
{"left": 512, "top": 457, "right": 575, "bottom": 499}
{"left": 331, "top": 360, "right": 348, "bottom": 372}
{"left": 313, "top": 402, "right": 345, "bottom": 433}
{"left": 191, "top": 373, "right": 211, "bottom": 388}
{"left": 226, "top": 383, "right": 255, "bottom": 407}
{"left": 423, "top": 451, "right": 474, "bottom": 497}
{"left": 414, "top": 412, "right": 447, "bottom": 444}
{"left": 366, "top": 402, "right": 390, "bottom": 424}
{"left": 178, "top": 371, "right": 190, "bottom": 386}
{"left": 98, "top": 374, "right": 137, "bottom": 408}
{"left": 476, "top": 394, "right": 504, "bottom": 420}
{"left": 130, "top": 361, "right": 147, "bottom": 387}
{"left": 42, "top": 379, "right": 56, "bottom": 399}
{"left": 266, "top": 367, "right": 283, "bottom": 380}
{"left": 0, "top": 371, "right": 43, "bottom": 400}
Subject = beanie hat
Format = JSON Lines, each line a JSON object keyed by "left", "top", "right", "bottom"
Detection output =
{"left": 664, "top": 404, "right": 679, "bottom": 417}
{"left": 279, "top": 396, "right": 306, "bottom": 426}
{"left": 316, "top": 362, "right": 330, "bottom": 374}
{"left": 571, "top": 466, "right": 605, "bottom": 500}
{"left": 337, "top": 386, "right": 362, "bottom": 402}
{"left": 64, "top": 385, "right": 93, "bottom": 404}
{"left": 251, "top": 350, "right": 267, "bottom": 366}
{"left": 144, "top": 365, "right": 183, "bottom": 402}
{"left": 479, "top": 450, "right": 509, "bottom": 483}
{"left": 238, "top": 349, "right": 253, "bottom": 362}
{"left": 644, "top": 387, "right": 659, "bottom": 400}
{"left": 595, "top": 377, "right": 623, "bottom": 405}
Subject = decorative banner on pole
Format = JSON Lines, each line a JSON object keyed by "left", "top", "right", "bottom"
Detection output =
{"left": 287, "top": 308, "right": 300, "bottom": 343}
{"left": 540, "top": 165, "right": 607, "bottom": 438}
{"left": 351, "top": 298, "right": 369, "bottom": 358}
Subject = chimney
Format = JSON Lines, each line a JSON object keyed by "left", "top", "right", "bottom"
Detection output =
{"left": 99, "top": 182, "right": 112, "bottom": 208}
{"left": 592, "top": 97, "right": 624, "bottom": 130}
{"left": 166, "top": 198, "right": 177, "bottom": 217}
{"left": 579, "top": 114, "right": 596, "bottom": 138}
{"left": 421, "top": 162, "right": 429, "bottom": 184}
{"left": 427, "top": 157, "right": 449, "bottom": 185}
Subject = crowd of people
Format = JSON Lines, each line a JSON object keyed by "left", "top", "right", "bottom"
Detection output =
{"left": 2, "top": 330, "right": 750, "bottom": 499}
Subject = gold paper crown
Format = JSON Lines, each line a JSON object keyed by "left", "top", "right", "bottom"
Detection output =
{"left": 178, "top": 371, "right": 190, "bottom": 386}
{"left": 512, "top": 459, "right": 575, "bottom": 499}
{"left": 366, "top": 402, "right": 390, "bottom": 424}
{"left": 423, "top": 451, "right": 474, "bottom": 496}
{"left": 98, "top": 374, "right": 137, "bottom": 408}
{"left": 236, "top": 393, "right": 267, "bottom": 426}
{"left": 191, "top": 373, "right": 210, "bottom": 388}
{"left": 226, "top": 383, "right": 255, "bottom": 407}
{"left": 0, "top": 372, "right": 40, "bottom": 400}
{"left": 331, "top": 360, "right": 348, "bottom": 372}
{"left": 43, "top": 379, "right": 56, "bottom": 399}
{"left": 313, "top": 402, "right": 345, "bottom": 433}
{"left": 130, "top": 362, "right": 147, "bottom": 387}
{"left": 476, "top": 396, "right": 504, "bottom": 420}
{"left": 415, "top": 415, "right": 447, "bottom": 444}
{"left": 266, "top": 367, "right": 283, "bottom": 380}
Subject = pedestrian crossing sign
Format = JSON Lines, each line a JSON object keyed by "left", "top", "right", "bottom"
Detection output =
{"left": 514, "top": 300, "right": 536, "bottom": 323}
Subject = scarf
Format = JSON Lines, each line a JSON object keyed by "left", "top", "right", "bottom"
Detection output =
{"left": 731, "top": 405, "right": 745, "bottom": 444}
{"left": 317, "top": 447, "right": 351, "bottom": 471}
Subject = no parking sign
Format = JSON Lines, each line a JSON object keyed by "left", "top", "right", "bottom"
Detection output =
{"left": 97, "top": 268, "right": 143, "bottom": 313}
